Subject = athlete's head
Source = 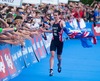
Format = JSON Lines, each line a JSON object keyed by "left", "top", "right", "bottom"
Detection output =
{"left": 53, "top": 10, "right": 61, "bottom": 20}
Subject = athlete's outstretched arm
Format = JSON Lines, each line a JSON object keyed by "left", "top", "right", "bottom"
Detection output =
{"left": 39, "top": 27, "right": 52, "bottom": 33}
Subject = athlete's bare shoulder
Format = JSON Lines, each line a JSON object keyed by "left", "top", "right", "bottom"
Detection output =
{"left": 60, "top": 20, "right": 66, "bottom": 28}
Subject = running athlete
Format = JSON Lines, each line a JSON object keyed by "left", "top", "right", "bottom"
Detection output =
{"left": 41, "top": 10, "right": 65, "bottom": 76}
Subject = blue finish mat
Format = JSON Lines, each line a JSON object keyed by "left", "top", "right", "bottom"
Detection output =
{"left": 10, "top": 40, "right": 100, "bottom": 81}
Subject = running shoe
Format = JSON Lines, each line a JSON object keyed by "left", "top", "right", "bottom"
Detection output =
{"left": 49, "top": 69, "right": 53, "bottom": 76}
{"left": 57, "top": 63, "right": 61, "bottom": 73}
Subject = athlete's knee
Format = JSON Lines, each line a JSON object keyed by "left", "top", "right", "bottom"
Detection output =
{"left": 57, "top": 55, "right": 61, "bottom": 59}
{"left": 50, "top": 53, "right": 55, "bottom": 58}
{"left": 51, "top": 54, "right": 55, "bottom": 58}
{"left": 50, "top": 51, "right": 55, "bottom": 57}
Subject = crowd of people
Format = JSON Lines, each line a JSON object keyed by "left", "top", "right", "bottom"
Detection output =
{"left": 0, "top": 1, "right": 100, "bottom": 76}
{"left": 0, "top": 1, "right": 100, "bottom": 45}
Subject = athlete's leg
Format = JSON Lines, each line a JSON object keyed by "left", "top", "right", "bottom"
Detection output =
{"left": 57, "top": 42, "right": 63, "bottom": 73}
{"left": 50, "top": 51, "right": 55, "bottom": 70}
{"left": 49, "top": 40, "right": 56, "bottom": 76}
{"left": 57, "top": 55, "right": 62, "bottom": 73}
{"left": 49, "top": 51, "right": 55, "bottom": 76}
{"left": 57, "top": 55, "right": 61, "bottom": 66}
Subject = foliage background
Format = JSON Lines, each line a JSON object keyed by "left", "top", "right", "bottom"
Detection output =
{"left": 80, "top": 0, "right": 99, "bottom": 5}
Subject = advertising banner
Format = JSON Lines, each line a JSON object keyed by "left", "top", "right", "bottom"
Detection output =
{"left": 2, "top": 48, "right": 17, "bottom": 79}
{"left": 0, "top": 0, "right": 22, "bottom": 7}
{"left": 0, "top": 50, "right": 9, "bottom": 81}
{"left": 22, "top": 39, "right": 38, "bottom": 67}
{"left": 38, "top": 35, "right": 47, "bottom": 57}
{"left": 23, "top": 0, "right": 40, "bottom": 4}
{"left": 31, "top": 38, "right": 40, "bottom": 62}
{"left": 9, "top": 45, "right": 25, "bottom": 75}
{"left": 42, "top": 33, "right": 52, "bottom": 54}
{"left": 34, "top": 35, "right": 46, "bottom": 58}
{"left": 25, "top": 40, "right": 38, "bottom": 63}
{"left": 59, "top": 0, "right": 68, "bottom": 3}
{"left": 42, "top": 0, "right": 58, "bottom": 5}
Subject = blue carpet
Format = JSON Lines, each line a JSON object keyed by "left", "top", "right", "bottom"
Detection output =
{"left": 10, "top": 40, "right": 100, "bottom": 81}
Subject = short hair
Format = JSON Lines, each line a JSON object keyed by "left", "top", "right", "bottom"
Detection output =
{"left": 14, "top": 15, "right": 23, "bottom": 20}
{"left": 6, "top": 13, "right": 13, "bottom": 18}
{"left": 54, "top": 10, "right": 61, "bottom": 15}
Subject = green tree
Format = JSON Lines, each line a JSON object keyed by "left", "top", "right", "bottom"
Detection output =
{"left": 80, "top": 0, "right": 93, "bottom": 5}
{"left": 80, "top": 0, "right": 99, "bottom": 5}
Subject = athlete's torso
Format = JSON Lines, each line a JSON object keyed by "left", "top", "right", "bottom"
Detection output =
{"left": 52, "top": 21, "right": 63, "bottom": 42}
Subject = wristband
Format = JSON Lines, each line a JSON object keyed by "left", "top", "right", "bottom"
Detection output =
{"left": 0, "top": 28, "right": 3, "bottom": 33}
{"left": 14, "top": 27, "right": 17, "bottom": 32}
